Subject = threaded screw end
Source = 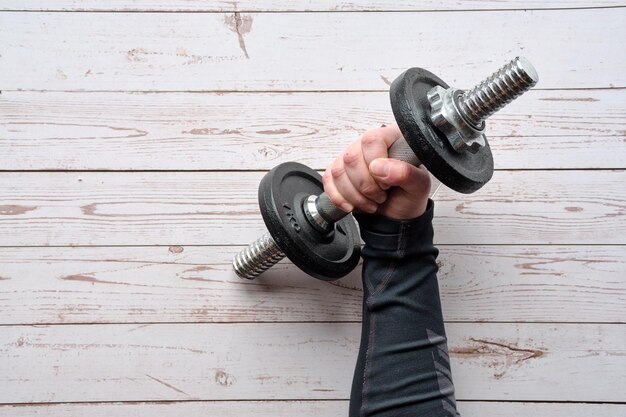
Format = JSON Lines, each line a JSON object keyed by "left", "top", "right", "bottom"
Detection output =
{"left": 459, "top": 56, "right": 539, "bottom": 126}
{"left": 232, "top": 233, "right": 285, "bottom": 279}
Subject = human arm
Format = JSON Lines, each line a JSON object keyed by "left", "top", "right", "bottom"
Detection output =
{"left": 323, "top": 125, "right": 460, "bottom": 416}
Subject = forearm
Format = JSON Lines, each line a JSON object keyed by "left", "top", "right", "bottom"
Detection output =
{"left": 349, "top": 200, "right": 460, "bottom": 416}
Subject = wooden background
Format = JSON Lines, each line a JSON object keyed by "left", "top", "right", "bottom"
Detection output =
{"left": 1, "top": 1, "right": 625, "bottom": 416}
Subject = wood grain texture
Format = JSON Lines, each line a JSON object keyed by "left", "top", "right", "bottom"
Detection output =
{"left": 1, "top": 9, "right": 624, "bottom": 91}
{"left": 0, "top": 323, "right": 624, "bottom": 402}
{"left": 2, "top": 89, "right": 624, "bottom": 170}
{"left": 0, "top": 170, "right": 623, "bottom": 246}
{"left": 0, "top": 245, "right": 624, "bottom": 324}
{"left": 0, "top": 401, "right": 624, "bottom": 417}
{"left": 0, "top": 4, "right": 623, "bottom": 413}
{"left": 3, "top": 1, "right": 624, "bottom": 12}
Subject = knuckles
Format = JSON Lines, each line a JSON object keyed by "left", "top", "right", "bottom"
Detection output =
{"left": 330, "top": 163, "right": 346, "bottom": 178}
{"left": 360, "top": 130, "right": 382, "bottom": 147}
{"left": 359, "top": 182, "right": 382, "bottom": 198}
{"left": 322, "top": 167, "right": 332, "bottom": 184}
{"left": 342, "top": 151, "right": 360, "bottom": 166}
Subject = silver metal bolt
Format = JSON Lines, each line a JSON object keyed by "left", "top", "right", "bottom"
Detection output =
{"left": 460, "top": 57, "right": 539, "bottom": 126}
{"left": 233, "top": 232, "right": 285, "bottom": 279}
{"left": 233, "top": 57, "right": 538, "bottom": 280}
{"left": 429, "top": 57, "right": 539, "bottom": 153}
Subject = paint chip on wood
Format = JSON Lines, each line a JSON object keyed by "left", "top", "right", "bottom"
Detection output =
{"left": 169, "top": 245, "right": 184, "bottom": 254}
{"left": 214, "top": 369, "right": 236, "bottom": 387}
{"left": 256, "top": 128, "right": 291, "bottom": 135}
{"left": 224, "top": 12, "right": 253, "bottom": 59}
{"left": 0, "top": 205, "right": 37, "bottom": 215}
{"left": 450, "top": 338, "right": 545, "bottom": 379}
{"left": 127, "top": 48, "right": 148, "bottom": 62}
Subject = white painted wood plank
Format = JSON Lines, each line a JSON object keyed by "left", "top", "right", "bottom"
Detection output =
{"left": 457, "top": 402, "right": 626, "bottom": 416}
{"left": 0, "top": 323, "right": 623, "bottom": 402}
{"left": 2, "top": 90, "right": 624, "bottom": 170}
{"left": 0, "top": 401, "right": 623, "bottom": 417}
{"left": 3, "top": 1, "right": 623, "bottom": 12}
{"left": 0, "top": 171, "right": 623, "bottom": 246}
{"left": 0, "top": 246, "right": 364, "bottom": 324}
{"left": 434, "top": 170, "right": 626, "bottom": 245}
{"left": 0, "top": 402, "right": 344, "bottom": 417}
{"left": 1, "top": 9, "right": 624, "bottom": 91}
{"left": 0, "top": 245, "right": 624, "bottom": 324}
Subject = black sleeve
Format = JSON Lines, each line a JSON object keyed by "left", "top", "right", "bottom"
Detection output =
{"left": 349, "top": 200, "right": 460, "bottom": 417}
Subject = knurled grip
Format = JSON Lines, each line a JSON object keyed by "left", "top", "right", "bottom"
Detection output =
{"left": 315, "top": 136, "right": 422, "bottom": 222}
{"left": 316, "top": 192, "right": 348, "bottom": 223}
{"left": 387, "top": 136, "right": 422, "bottom": 166}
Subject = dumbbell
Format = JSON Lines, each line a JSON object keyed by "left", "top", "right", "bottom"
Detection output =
{"left": 233, "top": 57, "right": 538, "bottom": 281}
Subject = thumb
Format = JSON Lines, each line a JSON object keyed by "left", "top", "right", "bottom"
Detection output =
{"left": 369, "top": 158, "right": 430, "bottom": 195}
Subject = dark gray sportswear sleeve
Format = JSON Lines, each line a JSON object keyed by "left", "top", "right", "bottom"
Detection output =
{"left": 350, "top": 200, "right": 460, "bottom": 417}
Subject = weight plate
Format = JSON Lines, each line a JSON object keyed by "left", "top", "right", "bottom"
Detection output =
{"left": 258, "top": 162, "right": 361, "bottom": 281}
{"left": 390, "top": 68, "right": 494, "bottom": 193}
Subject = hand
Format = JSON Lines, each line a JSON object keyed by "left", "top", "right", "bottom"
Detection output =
{"left": 322, "top": 124, "right": 431, "bottom": 220}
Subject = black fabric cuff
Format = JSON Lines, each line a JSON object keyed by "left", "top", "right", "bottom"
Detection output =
{"left": 353, "top": 199, "right": 435, "bottom": 254}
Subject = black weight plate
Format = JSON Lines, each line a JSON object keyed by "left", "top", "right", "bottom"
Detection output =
{"left": 258, "top": 162, "right": 361, "bottom": 281}
{"left": 390, "top": 68, "right": 494, "bottom": 193}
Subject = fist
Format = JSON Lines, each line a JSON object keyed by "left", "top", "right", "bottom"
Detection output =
{"left": 323, "top": 124, "right": 431, "bottom": 220}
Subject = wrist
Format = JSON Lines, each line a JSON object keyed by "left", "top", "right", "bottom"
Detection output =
{"left": 357, "top": 199, "right": 434, "bottom": 230}
{"left": 377, "top": 196, "right": 429, "bottom": 220}
{"left": 354, "top": 199, "right": 435, "bottom": 254}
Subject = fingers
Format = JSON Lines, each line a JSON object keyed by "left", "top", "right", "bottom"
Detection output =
{"left": 321, "top": 125, "right": 405, "bottom": 215}
{"left": 342, "top": 146, "right": 387, "bottom": 204}
{"left": 369, "top": 158, "right": 431, "bottom": 197}
{"left": 321, "top": 165, "right": 351, "bottom": 212}
{"left": 361, "top": 124, "right": 403, "bottom": 167}
{"left": 323, "top": 160, "right": 378, "bottom": 214}
{"left": 369, "top": 158, "right": 432, "bottom": 219}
